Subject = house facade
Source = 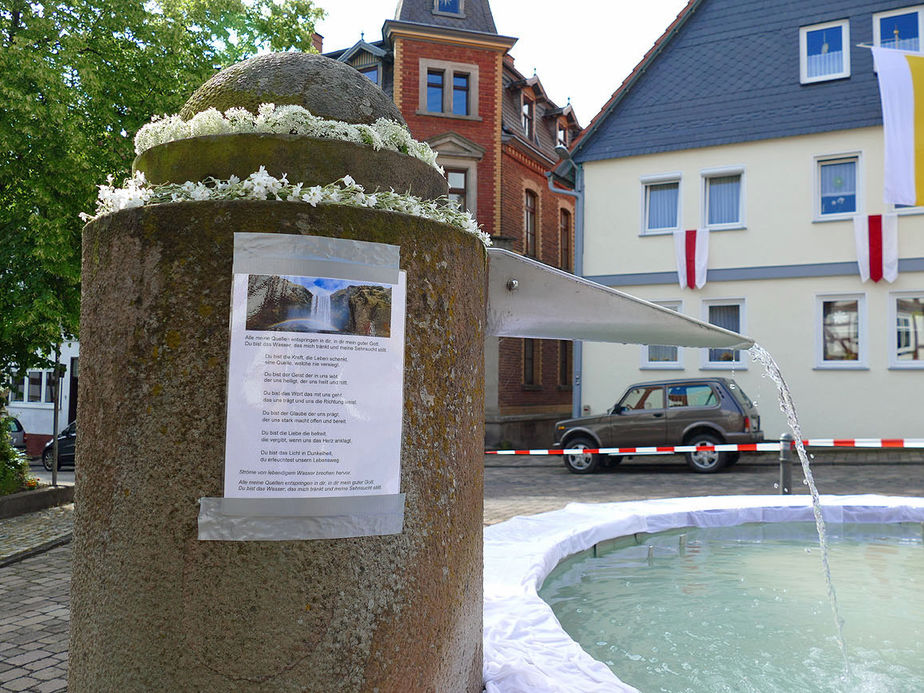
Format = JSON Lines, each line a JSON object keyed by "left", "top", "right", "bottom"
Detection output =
{"left": 327, "top": 0, "right": 581, "bottom": 446}
{"left": 570, "top": 0, "right": 924, "bottom": 439}
{"left": 5, "top": 342, "right": 79, "bottom": 456}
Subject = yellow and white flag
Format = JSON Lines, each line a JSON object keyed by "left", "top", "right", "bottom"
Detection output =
{"left": 873, "top": 47, "right": 924, "bottom": 205}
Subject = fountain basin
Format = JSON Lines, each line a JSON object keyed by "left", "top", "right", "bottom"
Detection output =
{"left": 483, "top": 495, "right": 924, "bottom": 693}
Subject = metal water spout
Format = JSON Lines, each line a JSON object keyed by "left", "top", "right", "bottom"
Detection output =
{"left": 486, "top": 248, "right": 753, "bottom": 349}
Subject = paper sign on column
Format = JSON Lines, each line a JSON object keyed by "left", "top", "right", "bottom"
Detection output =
{"left": 199, "top": 233, "right": 406, "bottom": 541}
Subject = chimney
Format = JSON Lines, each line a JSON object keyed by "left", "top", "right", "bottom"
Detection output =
{"left": 312, "top": 33, "right": 324, "bottom": 53}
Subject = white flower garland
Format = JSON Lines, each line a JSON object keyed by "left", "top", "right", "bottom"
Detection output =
{"left": 134, "top": 103, "right": 443, "bottom": 172}
{"left": 81, "top": 169, "right": 491, "bottom": 247}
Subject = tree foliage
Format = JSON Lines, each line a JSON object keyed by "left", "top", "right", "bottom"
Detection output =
{"left": 0, "top": 0, "right": 324, "bottom": 376}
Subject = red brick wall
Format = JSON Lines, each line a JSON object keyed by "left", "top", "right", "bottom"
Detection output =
{"left": 498, "top": 147, "right": 575, "bottom": 413}
{"left": 394, "top": 37, "right": 502, "bottom": 237}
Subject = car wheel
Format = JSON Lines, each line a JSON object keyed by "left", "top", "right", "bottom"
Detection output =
{"left": 685, "top": 433, "right": 727, "bottom": 473}
{"left": 563, "top": 436, "right": 600, "bottom": 474}
{"left": 42, "top": 449, "right": 54, "bottom": 471}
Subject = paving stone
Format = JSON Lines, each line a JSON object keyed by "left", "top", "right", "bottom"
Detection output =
{"left": 2, "top": 676, "right": 41, "bottom": 691}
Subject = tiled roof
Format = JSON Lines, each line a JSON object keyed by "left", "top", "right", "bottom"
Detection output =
{"left": 574, "top": 0, "right": 914, "bottom": 163}
{"left": 394, "top": 0, "right": 497, "bottom": 35}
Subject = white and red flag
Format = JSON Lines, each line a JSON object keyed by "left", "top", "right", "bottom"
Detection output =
{"left": 673, "top": 228, "right": 709, "bottom": 289}
{"left": 854, "top": 213, "right": 898, "bottom": 283}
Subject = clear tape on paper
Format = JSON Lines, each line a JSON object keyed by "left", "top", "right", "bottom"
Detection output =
{"left": 233, "top": 232, "right": 400, "bottom": 284}
{"left": 198, "top": 494, "right": 406, "bottom": 541}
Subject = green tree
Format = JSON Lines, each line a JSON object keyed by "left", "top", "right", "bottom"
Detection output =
{"left": 0, "top": 0, "right": 324, "bottom": 376}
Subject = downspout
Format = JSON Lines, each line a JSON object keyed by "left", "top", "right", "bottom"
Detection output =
{"left": 546, "top": 162, "right": 585, "bottom": 419}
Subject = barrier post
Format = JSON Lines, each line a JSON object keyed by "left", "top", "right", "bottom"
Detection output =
{"left": 779, "top": 433, "right": 794, "bottom": 495}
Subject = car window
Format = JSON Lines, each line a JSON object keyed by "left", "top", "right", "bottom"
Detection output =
{"left": 7, "top": 419, "right": 22, "bottom": 432}
{"left": 726, "top": 381, "right": 754, "bottom": 408}
{"left": 667, "top": 384, "right": 718, "bottom": 408}
{"left": 619, "top": 386, "right": 664, "bottom": 411}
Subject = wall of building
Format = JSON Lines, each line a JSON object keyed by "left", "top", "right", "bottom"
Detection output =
{"left": 579, "top": 128, "right": 924, "bottom": 439}
{"left": 6, "top": 341, "right": 80, "bottom": 455}
{"left": 394, "top": 37, "right": 503, "bottom": 237}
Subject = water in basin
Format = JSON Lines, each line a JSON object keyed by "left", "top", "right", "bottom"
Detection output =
{"left": 539, "top": 522, "right": 924, "bottom": 693}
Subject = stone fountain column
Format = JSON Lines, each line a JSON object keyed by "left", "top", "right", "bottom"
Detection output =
{"left": 71, "top": 53, "right": 486, "bottom": 691}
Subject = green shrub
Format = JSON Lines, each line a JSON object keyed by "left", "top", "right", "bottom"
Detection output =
{"left": 0, "top": 416, "right": 32, "bottom": 495}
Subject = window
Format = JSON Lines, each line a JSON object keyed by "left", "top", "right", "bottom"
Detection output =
{"left": 641, "top": 174, "right": 680, "bottom": 234}
{"left": 559, "top": 209, "right": 572, "bottom": 271}
{"left": 521, "top": 97, "right": 534, "bottom": 139}
{"left": 359, "top": 65, "right": 379, "bottom": 85}
{"left": 800, "top": 20, "right": 850, "bottom": 84}
{"left": 524, "top": 190, "right": 537, "bottom": 257}
{"left": 703, "top": 300, "right": 745, "bottom": 367}
{"left": 703, "top": 169, "right": 743, "bottom": 229}
{"left": 426, "top": 70, "right": 444, "bottom": 113}
{"left": 890, "top": 292, "right": 924, "bottom": 368}
{"left": 8, "top": 370, "right": 57, "bottom": 405}
{"left": 874, "top": 6, "right": 924, "bottom": 51}
{"left": 817, "top": 294, "right": 867, "bottom": 368}
{"left": 643, "top": 301, "right": 683, "bottom": 368}
{"left": 620, "top": 385, "right": 664, "bottom": 411}
{"left": 452, "top": 73, "right": 470, "bottom": 116}
{"left": 816, "top": 155, "right": 858, "bottom": 218}
{"left": 447, "top": 169, "right": 467, "bottom": 210}
{"left": 667, "top": 384, "right": 718, "bottom": 408}
{"left": 434, "top": 0, "right": 463, "bottom": 16}
{"left": 558, "top": 340, "right": 572, "bottom": 387}
{"left": 557, "top": 121, "right": 569, "bottom": 148}
{"left": 523, "top": 339, "right": 538, "bottom": 386}
{"left": 418, "top": 59, "right": 479, "bottom": 118}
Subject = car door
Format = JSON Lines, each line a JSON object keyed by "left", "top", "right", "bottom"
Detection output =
{"left": 597, "top": 385, "right": 668, "bottom": 447}
{"left": 665, "top": 383, "right": 721, "bottom": 440}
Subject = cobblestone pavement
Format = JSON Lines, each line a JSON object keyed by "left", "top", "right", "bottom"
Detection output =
{"left": 1, "top": 450, "right": 922, "bottom": 691}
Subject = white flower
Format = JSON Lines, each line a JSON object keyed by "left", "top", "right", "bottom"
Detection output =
{"left": 301, "top": 186, "right": 324, "bottom": 206}
{"left": 132, "top": 104, "right": 442, "bottom": 171}
{"left": 83, "top": 167, "right": 488, "bottom": 247}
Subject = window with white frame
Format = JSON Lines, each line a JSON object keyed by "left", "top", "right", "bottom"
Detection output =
{"left": 643, "top": 301, "right": 683, "bottom": 368}
{"left": 817, "top": 294, "right": 867, "bottom": 367}
{"left": 874, "top": 6, "right": 924, "bottom": 51}
{"left": 703, "top": 300, "right": 745, "bottom": 367}
{"left": 702, "top": 168, "right": 744, "bottom": 229}
{"left": 816, "top": 154, "right": 859, "bottom": 218}
{"left": 418, "top": 58, "right": 479, "bottom": 118}
{"left": 641, "top": 174, "right": 680, "bottom": 234}
{"left": 7, "top": 370, "right": 57, "bottom": 405}
{"left": 890, "top": 292, "right": 924, "bottom": 367}
{"left": 800, "top": 20, "right": 850, "bottom": 84}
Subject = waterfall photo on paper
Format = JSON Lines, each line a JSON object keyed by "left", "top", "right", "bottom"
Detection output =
{"left": 245, "top": 274, "right": 393, "bottom": 337}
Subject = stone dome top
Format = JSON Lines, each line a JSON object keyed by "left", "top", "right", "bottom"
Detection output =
{"left": 180, "top": 52, "right": 406, "bottom": 126}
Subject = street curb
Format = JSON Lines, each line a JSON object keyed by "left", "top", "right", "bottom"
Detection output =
{"left": 0, "top": 533, "right": 73, "bottom": 568}
{"left": 0, "top": 485, "right": 75, "bottom": 519}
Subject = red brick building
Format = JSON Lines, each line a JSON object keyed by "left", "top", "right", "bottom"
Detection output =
{"left": 326, "top": 0, "right": 581, "bottom": 447}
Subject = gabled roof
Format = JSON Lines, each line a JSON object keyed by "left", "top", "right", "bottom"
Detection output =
{"left": 394, "top": 0, "right": 497, "bottom": 35}
{"left": 572, "top": 0, "right": 899, "bottom": 164}
{"left": 335, "top": 39, "right": 388, "bottom": 64}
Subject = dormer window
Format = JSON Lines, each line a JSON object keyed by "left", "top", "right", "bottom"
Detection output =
{"left": 359, "top": 65, "right": 379, "bottom": 85}
{"left": 434, "top": 0, "right": 463, "bottom": 16}
{"left": 522, "top": 97, "right": 534, "bottom": 140}
{"left": 557, "top": 120, "right": 569, "bottom": 147}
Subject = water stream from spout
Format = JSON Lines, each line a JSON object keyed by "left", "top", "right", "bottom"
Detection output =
{"left": 748, "top": 343, "right": 851, "bottom": 679}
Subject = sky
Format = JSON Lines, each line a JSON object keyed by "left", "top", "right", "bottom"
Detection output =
{"left": 315, "top": 0, "right": 690, "bottom": 125}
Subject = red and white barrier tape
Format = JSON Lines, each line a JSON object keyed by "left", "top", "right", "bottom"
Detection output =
{"left": 485, "top": 439, "right": 924, "bottom": 456}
